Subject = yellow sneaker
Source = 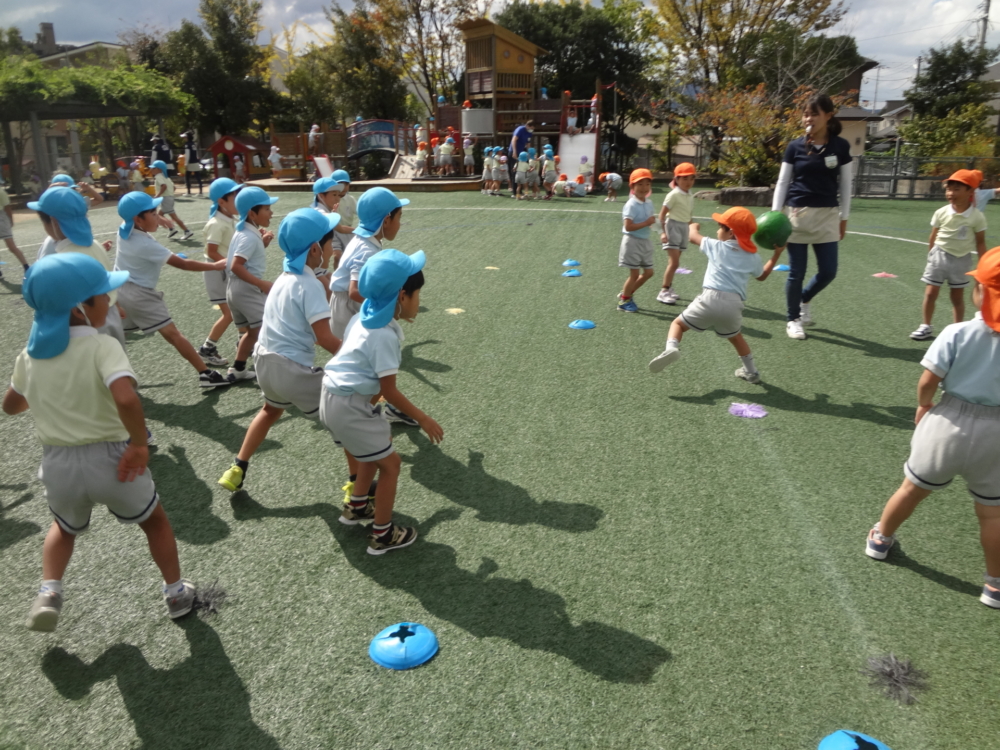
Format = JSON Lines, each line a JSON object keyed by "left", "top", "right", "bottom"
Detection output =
{"left": 218, "top": 464, "right": 244, "bottom": 492}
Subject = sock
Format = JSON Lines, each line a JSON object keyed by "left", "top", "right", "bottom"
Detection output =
{"left": 23, "top": 264, "right": 30, "bottom": 271}
{"left": 164, "top": 579, "right": 186, "bottom": 597}
{"left": 740, "top": 353, "right": 758, "bottom": 375}
{"left": 235, "top": 457, "right": 249, "bottom": 472}
{"left": 233, "top": 360, "right": 246, "bottom": 372}
{"left": 985, "top": 574, "right": 1000, "bottom": 590}
{"left": 349, "top": 493, "right": 368, "bottom": 508}
{"left": 372, "top": 521, "right": 392, "bottom": 538}
{"left": 40, "top": 579, "right": 62, "bottom": 595}
{"left": 204, "top": 338, "right": 218, "bottom": 350}
{"left": 666, "top": 338, "right": 680, "bottom": 349}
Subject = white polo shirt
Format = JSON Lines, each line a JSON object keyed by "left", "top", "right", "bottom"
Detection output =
{"left": 154, "top": 173, "right": 174, "bottom": 197}
{"left": 114, "top": 229, "right": 173, "bottom": 289}
{"left": 921, "top": 313, "right": 1000, "bottom": 406}
{"left": 258, "top": 267, "right": 332, "bottom": 368}
{"left": 700, "top": 238, "right": 764, "bottom": 301}
{"left": 329, "top": 234, "right": 382, "bottom": 293}
{"left": 227, "top": 224, "right": 267, "bottom": 278}
{"left": 322, "top": 316, "right": 404, "bottom": 396}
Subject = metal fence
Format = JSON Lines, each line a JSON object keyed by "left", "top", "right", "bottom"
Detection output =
{"left": 854, "top": 155, "right": 1000, "bottom": 199}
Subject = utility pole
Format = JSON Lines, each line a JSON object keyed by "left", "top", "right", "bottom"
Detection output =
{"left": 871, "top": 65, "right": 882, "bottom": 114}
{"left": 915, "top": 56, "right": 922, "bottom": 79}
{"left": 981, "top": 0, "right": 991, "bottom": 50}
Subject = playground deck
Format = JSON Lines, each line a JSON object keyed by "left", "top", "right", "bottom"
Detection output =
{"left": 248, "top": 177, "right": 483, "bottom": 193}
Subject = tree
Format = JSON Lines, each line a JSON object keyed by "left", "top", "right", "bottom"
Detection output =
{"left": 898, "top": 102, "right": 995, "bottom": 158}
{"left": 904, "top": 39, "right": 999, "bottom": 120}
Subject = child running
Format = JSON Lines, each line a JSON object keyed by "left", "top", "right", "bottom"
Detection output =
{"left": 150, "top": 160, "right": 194, "bottom": 241}
{"left": 648, "top": 207, "right": 782, "bottom": 384}
{"left": 0, "top": 179, "right": 31, "bottom": 277}
{"left": 4, "top": 254, "right": 196, "bottom": 631}
{"left": 329, "top": 170, "right": 358, "bottom": 260}
{"left": 616, "top": 169, "right": 657, "bottom": 312}
{"left": 218, "top": 208, "right": 344, "bottom": 492}
{"left": 311, "top": 176, "right": 350, "bottom": 273}
{"left": 656, "top": 162, "right": 697, "bottom": 305}
{"left": 600, "top": 172, "right": 623, "bottom": 202}
{"left": 866, "top": 248, "right": 1000, "bottom": 610}
{"left": 198, "top": 177, "right": 243, "bottom": 368}
{"left": 113, "top": 193, "right": 230, "bottom": 388}
{"left": 911, "top": 170, "right": 987, "bottom": 341}
{"left": 320, "top": 248, "right": 443, "bottom": 554}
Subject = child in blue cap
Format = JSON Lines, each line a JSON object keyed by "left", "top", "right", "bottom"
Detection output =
{"left": 312, "top": 175, "right": 355, "bottom": 273}
{"left": 198, "top": 177, "right": 243, "bottom": 367}
{"left": 114, "top": 192, "right": 230, "bottom": 388}
{"left": 439, "top": 137, "right": 456, "bottom": 176}
{"left": 526, "top": 147, "right": 541, "bottom": 199}
{"left": 514, "top": 151, "right": 530, "bottom": 200}
{"left": 330, "top": 170, "right": 358, "bottom": 256}
{"left": 219, "top": 208, "right": 345, "bottom": 492}
{"left": 150, "top": 160, "right": 193, "bottom": 241}
{"left": 320, "top": 248, "right": 443, "bottom": 553}
{"left": 226, "top": 186, "right": 280, "bottom": 382}
{"left": 3, "top": 254, "right": 197, "bottom": 631}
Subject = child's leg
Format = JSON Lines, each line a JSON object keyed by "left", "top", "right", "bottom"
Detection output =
{"left": 157, "top": 322, "right": 208, "bottom": 372}
{"left": 41, "top": 521, "right": 76, "bottom": 581}
{"left": 661, "top": 248, "right": 681, "bottom": 289}
{"left": 949, "top": 286, "right": 965, "bottom": 323}
{"left": 728, "top": 333, "right": 751, "bottom": 357}
{"left": 236, "top": 404, "right": 284, "bottom": 463}
{"left": 138, "top": 503, "right": 181, "bottom": 585}
{"left": 158, "top": 211, "right": 176, "bottom": 230}
{"left": 345, "top": 450, "right": 360, "bottom": 479}
{"left": 235, "top": 326, "right": 260, "bottom": 363}
{"left": 208, "top": 303, "right": 234, "bottom": 343}
{"left": 623, "top": 268, "right": 654, "bottom": 297}
{"left": 877, "top": 478, "right": 933, "bottom": 537}
{"left": 4, "top": 238, "right": 30, "bottom": 268}
{"left": 167, "top": 211, "right": 189, "bottom": 232}
{"left": 976, "top": 502, "right": 1000, "bottom": 580}
{"left": 667, "top": 317, "right": 689, "bottom": 344}
{"left": 355, "top": 453, "right": 401, "bottom": 525}
{"left": 922, "top": 284, "right": 940, "bottom": 326}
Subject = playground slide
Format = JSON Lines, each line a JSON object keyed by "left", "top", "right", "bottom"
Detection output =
{"left": 557, "top": 132, "right": 598, "bottom": 184}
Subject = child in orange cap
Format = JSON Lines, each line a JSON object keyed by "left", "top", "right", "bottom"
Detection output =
{"left": 617, "top": 169, "right": 657, "bottom": 312}
{"left": 649, "top": 207, "right": 782, "bottom": 382}
{"left": 911, "top": 169, "right": 987, "bottom": 341}
{"left": 866, "top": 247, "right": 1000, "bottom": 609}
{"left": 600, "top": 172, "right": 623, "bottom": 201}
{"left": 657, "top": 162, "right": 697, "bottom": 305}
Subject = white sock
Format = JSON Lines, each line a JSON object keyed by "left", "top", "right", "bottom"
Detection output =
{"left": 164, "top": 579, "right": 186, "bottom": 596}
{"left": 41, "top": 579, "right": 62, "bottom": 594}
{"left": 666, "top": 338, "right": 680, "bottom": 349}
{"left": 740, "top": 353, "right": 758, "bottom": 374}
{"left": 204, "top": 338, "right": 218, "bottom": 349}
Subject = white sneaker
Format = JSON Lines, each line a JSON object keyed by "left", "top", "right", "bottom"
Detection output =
{"left": 181, "top": 230, "right": 195, "bottom": 241}
{"left": 909, "top": 324, "right": 933, "bottom": 341}
{"left": 656, "top": 288, "right": 676, "bottom": 305}
{"left": 800, "top": 302, "right": 814, "bottom": 326}
{"left": 735, "top": 366, "right": 761, "bottom": 384}
{"left": 649, "top": 347, "right": 681, "bottom": 373}
{"left": 786, "top": 319, "right": 807, "bottom": 340}
{"left": 226, "top": 367, "right": 257, "bottom": 382}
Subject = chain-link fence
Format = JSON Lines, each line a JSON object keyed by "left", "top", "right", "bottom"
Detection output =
{"left": 854, "top": 155, "right": 1000, "bottom": 199}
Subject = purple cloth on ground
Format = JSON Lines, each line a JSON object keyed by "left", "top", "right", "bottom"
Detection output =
{"left": 729, "top": 402, "right": 767, "bottom": 418}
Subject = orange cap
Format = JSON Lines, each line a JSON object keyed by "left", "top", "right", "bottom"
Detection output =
{"left": 418, "top": 141, "right": 427, "bottom": 149}
{"left": 558, "top": 173, "right": 568, "bottom": 181}
{"left": 463, "top": 100, "right": 472, "bottom": 108}
{"left": 554, "top": 155, "right": 560, "bottom": 163}
{"left": 967, "top": 246, "right": 1000, "bottom": 332}
{"left": 673, "top": 162, "right": 696, "bottom": 177}
{"left": 711, "top": 207, "right": 758, "bottom": 253}
{"left": 629, "top": 168, "right": 653, "bottom": 185}
{"left": 431, "top": 137, "right": 439, "bottom": 147}
{"left": 575, "top": 175, "right": 585, "bottom": 184}
{"left": 599, "top": 172, "right": 608, "bottom": 182}
{"left": 973, "top": 169, "right": 985, "bottom": 185}
{"left": 947, "top": 169, "right": 982, "bottom": 189}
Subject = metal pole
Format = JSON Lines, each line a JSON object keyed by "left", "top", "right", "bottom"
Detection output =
{"left": 915, "top": 56, "right": 922, "bottom": 79}
{"left": 892, "top": 138, "right": 902, "bottom": 199}
{"left": 981, "top": 0, "right": 991, "bottom": 50}
{"left": 29, "top": 111, "right": 50, "bottom": 180}
{"left": 871, "top": 66, "right": 881, "bottom": 115}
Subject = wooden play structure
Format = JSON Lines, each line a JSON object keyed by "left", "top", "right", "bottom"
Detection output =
{"left": 267, "top": 124, "right": 348, "bottom": 181}
{"left": 208, "top": 135, "right": 271, "bottom": 181}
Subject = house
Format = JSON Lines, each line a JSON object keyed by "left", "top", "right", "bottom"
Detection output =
{"left": 868, "top": 100, "right": 912, "bottom": 138}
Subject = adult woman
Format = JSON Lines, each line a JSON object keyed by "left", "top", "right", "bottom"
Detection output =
{"left": 771, "top": 94, "right": 852, "bottom": 339}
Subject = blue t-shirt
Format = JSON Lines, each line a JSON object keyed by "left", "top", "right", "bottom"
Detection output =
{"left": 227, "top": 225, "right": 267, "bottom": 279}
{"left": 782, "top": 135, "right": 852, "bottom": 208}
{"left": 114, "top": 230, "right": 173, "bottom": 289}
{"left": 257, "top": 267, "right": 332, "bottom": 368}
{"left": 512, "top": 125, "right": 531, "bottom": 156}
{"left": 622, "top": 195, "right": 655, "bottom": 239}
{"left": 975, "top": 188, "right": 996, "bottom": 213}
{"left": 329, "top": 234, "right": 382, "bottom": 293}
{"left": 921, "top": 313, "right": 1000, "bottom": 406}
{"left": 700, "top": 238, "right": 764, "bottom": 300}
{"left": 323, "top": 316, "right": 404, "bottom": 396}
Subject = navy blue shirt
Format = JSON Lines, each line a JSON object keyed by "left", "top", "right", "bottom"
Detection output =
{"left": 782, "top": 135, "right": 852, "bottom": 208}
{"left": 512, "top": 125, "right": 531, "bottom": 155}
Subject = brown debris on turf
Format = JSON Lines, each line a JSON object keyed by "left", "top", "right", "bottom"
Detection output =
{"left": 861, "top": 653, "right": 928, "bottom": 705}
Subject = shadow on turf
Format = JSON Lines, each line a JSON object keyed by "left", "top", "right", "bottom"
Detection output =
{"left": 42, "top": 616, "right": 280, "bottom": 749}
{"left": 0, "top": 487, "right": 42, "bottom": 550}
{"left": 229, "top": 499, "right": 670, "bottom": 683}
{"left": 401, "top": 340, "right": 452, "bottom": 392}
{"left": 398, "top": 431, "right": 604, "bottom": 532}
{"left": 671, "top": 383, "right": 913, "bottom": 430}
{"left": 808, "top": 329, "right": 925, "bottom": 363}
{"left": 149, "top": 445, "right": 229, "bottom": 545}
{"left": 885, "top": 546, "right": 982, "bottom": 597}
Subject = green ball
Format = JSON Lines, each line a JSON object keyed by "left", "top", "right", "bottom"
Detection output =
{"left": 753, "top": 210, "right": 792, "bottom": 249}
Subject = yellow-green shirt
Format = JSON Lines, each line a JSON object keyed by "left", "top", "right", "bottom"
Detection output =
{"left": 0, "top": 187, "right": 9, "bottom": 210}
{"left": 931, "top": 204, "right": 987, "bottom": 257}
{"left": 203, "top": 213, "right": 235, "bottom": 260}
{"left": 11, "top": 327, "right": 135, "bottom": 446}
{"left": 663, "top": 187, "right": 694, "bottom": 224}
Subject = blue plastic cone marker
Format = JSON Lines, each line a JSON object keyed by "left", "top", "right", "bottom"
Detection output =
{"left": 562, "top": 259, "right": 581, "bottom": 267}
{"left": 369, "top": 622, "right": 438, "bottom": 670}
{"left": 562, "top": 269, "right": 582, "bottom": 277}
{"left": 818, "top": 730, "right": 892, "bottom": 750}
{"left": 568, "top": 319, "right": 596, "bottom": 330}
{"left": 775, "top": 264, "right": 791, "bottom": 272}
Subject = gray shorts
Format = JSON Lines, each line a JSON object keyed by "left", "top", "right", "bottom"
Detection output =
{"left": 679, "top": 289, "right": 744, "bottom": 338}
{"left": 227, "top": 275, "right": 266, "bottom": 329}
{"left": 42, "top": 442, "right": 159, "bottom": 534}
{"left": 607, "top": 177, "right": 623, "bottom": 192}
{"left": 0, "top": 210, "right": 12, "bottom": 240}
{"left": 440, "top": 155, "right": 453, "bottom": 167}
{"left": 204, "top": 268, "right": 228, "bottom": 304}
{"left": 544, "top": 171, "right": 558, "bottom": 184}
{"left": 482, "top": 168, "right": 490, "bottom": 181}
{"left": 618, "top": 234, "right": 654, "bottom": 269}
{"left": 99, "top": 307, "right": 127, "bottom": 349}
{"left": 921, "top": 247, "right": 975, "bottom": 288}
{"left": 160, "top": 195, "right": 175, "bottom": 214}
{"left": 320, "top": 390, "right": 394, "bottom": 462}
{"left": 663, "top": 218, "right": 689, "bottom": 251}
{"left": 417, "top": 159, "right": 427, "bottom": 171}
{"left": 118, "top": 281, "right": 172, "bottom": 334}
{"left": 904, "top": 393, "right": 1000, "bottom": 504}
{"left": 515, "top": 171, "right": 528, "bottom": 185}
{"left": 491, "top": 168, "right": 502, "bottom": 182}
{"left": 254, "top": 347, "right": 323, "bottom": 417}
{"left": 464, "top": 155, "right": 475, "bottom": 166}
{"left": 527, "top": 173, "right": 540, "bottom": 187}
{"left": 329, "top": 289, "right": 361, "bottom": 339}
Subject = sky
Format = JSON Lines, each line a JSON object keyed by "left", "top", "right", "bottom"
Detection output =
{"left": 4, "top": 0, "right": 1000, "bottom": 111}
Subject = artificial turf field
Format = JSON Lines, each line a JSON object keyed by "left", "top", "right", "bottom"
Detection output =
{"left": 1, "top": 187, "right": 998, "bottom": 750}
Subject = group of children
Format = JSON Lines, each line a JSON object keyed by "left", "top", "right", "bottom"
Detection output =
{"left": 475, "top": 144, "right": 605, "bottom": 200}
{"left": 414, "top": 132, "right": 479, "bottom": 178}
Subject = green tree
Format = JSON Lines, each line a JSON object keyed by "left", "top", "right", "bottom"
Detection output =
{"left": 281, "top": 46, "right": 340, "bottom": 127}
{"left": 898, "top": 102, "right": 995, "bottom": 158}
{"left": 904, "top": 39, "right": 999, "bottom": 120}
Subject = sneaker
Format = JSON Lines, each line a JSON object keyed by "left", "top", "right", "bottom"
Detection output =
{"left": 218, "top": 464, "right": 244, "bottom": 492}
{"left": 26, "top": 590, "right": 63, "bottom": 632}
{"left": 164, "top": 579, "right": 196, "bottom": 619}
{"left": 786, "top": 319, "right": 807, "bottom": 340}
{"left": 865, "top": 524, "right": 895, "bottom": 560}
{"left": 981, "top": 585, "right": 1000, "bottom": 609}
{"left": 384, "top": 403, "right": 419, "bottom": 426}
{"left": 800, "top": 302, "right": 815, "bottom": 326}
{"left": 367, "top": 524, "right": 418, "bottom": 555}
{"left": 198, "top": 346, "right": 229, "bottom": 367}
{"left": 226, "top": 367, "right": 257, "bottom": 383}
{"left": 617, "top": 298, "right": 639, "bottom": 313}
{"left": 649, "top": 347, "right": 681, "bottom": 373}
{"left": 910, "top": 324, "right": 934, "bottom": 341}
{"left": 181, "top": 230, "right": 195, "bottom": 241}
{"left": 199, "top": 370, "right": 231, "bottom": 388}
{"left": 735, "top": 366, "right": 761, "bottom": 384}
{"left": 656, "top": 288, "right": 676, "bottom": 305}
{"left": 167, "top": 228, "right": 178, "bottom": 239}
{"left": 339, "top": 498, "right": 376, "bottom": 525}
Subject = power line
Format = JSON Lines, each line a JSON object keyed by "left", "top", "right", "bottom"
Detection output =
{"left": 856, "top": 18, "right": 970, "bottom": 42}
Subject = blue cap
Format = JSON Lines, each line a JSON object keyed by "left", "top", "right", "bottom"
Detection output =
{"left": 22, "top": 254, "right": 129, "bottom": 359}
{"left": 208, "top": 177, "right": 241, "bottom": 219}
{"left": 313, "top": 176, "right": 339, "bottom": 195}
{"left": 445, "top": 137, "right": 454, "bottom": 144}
{"left": 117, "top": 191, "right": 164, "bottom": 239}
{"left": 414, "top": 123, "right": 421, "bottom": 129}
{"left": 358, "top": 249, "right": 426, "bottom": 329}
{"left": 437, "top": 95, "right": 446, "bottom": 103}
{"left": 277, "top": 208, "right": 341, "bottom": 274}
{"left": 151, "top": 160, "right": 168, "bottom": 174}
{"left": 27, "top": 187, "right": 93, "bottom": 246}
{"left": 528, "top": 147, "right": 536, "bottom": 157}
{"left": 355, "top": 115, "right": 363, "bottom": 121}
{"left": 235, "top": 186, "right": 279, "bottom": 231}
{"left": 518, "top": 152, "right": 528, "bottom": 162}
{"left": 50, "top": 174, "right": 74, "bottom": 187}
{"left": 354, "top": 187, "right": 409, "bottom": 238}
{"left": 332, "top": 169, "right": 351, "bottom": 184}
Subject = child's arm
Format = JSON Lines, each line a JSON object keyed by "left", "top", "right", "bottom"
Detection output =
{"left": 166, "top": 255, "right": 226, "bottom": 272}
{"left": 108, "top": 377, "right": 148, "bottom": 482}
{"left": 4, "top": 205, "right": 12, "bottom": 221}
{"left": 77, "top": 182, "right": 104, "bottom": 206}
{"left": 379, "top": 374, "right": 443, "bottom": 443}
{"left": 915, "top": 368, "right": 944, "bottom": 425}
{"left": 2, "top": 386, "right": 28, "bottom": 415}
{"left": 230, "top": 256, "right": 272, "bottom": 293}
{"left": 688, "top": 222, "right": 706, "bottom": 247}
{"left": 623, "top": 217, "right": 657, "bottom": 232}
{"left": 975, "top": 229, "right": 987, "bottom": 256}
{"left": 756, "top": 245, "right": 786, "bottom": 281}
{"left": 261, "top": 230, "right": 274, "bottom": 248}
{"left": 928, "top": 227, "right": 938, "bottom": 250}
{"left": 204, "top": 243, "right": 224, "bottom": 262}
{"left": 311, "top": 321, "right": 341, "bottom": 356}
{"left": 348, "top": 279, "right": 364, "bottom": 304}
{"left": 154, "top": 184, "right": 166, "bottom": 199}
{"left": 334, "top": 222, "right": 352, "bottom": 234}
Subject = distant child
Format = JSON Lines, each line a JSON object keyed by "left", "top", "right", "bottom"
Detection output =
{"left": 226, "top": 186, "right": 280, "bottom": 382}
{"left": 526, "top": 148, "right": 541, "bottom": 199}
{"left": 114, "top": 193, "right": 231, "bottom": 388}
{"left": 198, "top": 177, "right": 243, "bottom": 367}
{"left": 553, "top": 173, "right": 568, "bottom": 197}
{"left": 600, "top": 172, "right": 623, "bottom": 202}
{"left": 431, "top": 137, "right": 441, "bottom": 176}
{"left": 866, "top": 247, "right": 1000, "bottom": 610}
{"left": 416, "top": 141, "right": 429, "bottom": 178}
{"left": 0, "top": 180, "right": 31, "bottom": 277}
{"left": 567, "top": 175, "right": 588, "bottom": 197}
{"left": 498, "top": 153, "right": 510, "bottom": 191}
{"left": 150, "top": 160, "right": 194, "bottom": 241}
{"left": 463, "top": 135, "right": 477, "bottom": 176}
{"left": 648, "top": 207, "right": 783, "bottom": 384}
{"left": 218, "top": 208, "right": 343, "bottom": 492}
{"left": 911, "top": 170, "right": 987, "bottom": 341}
{"left": 579, "top": 155, "right": 594, "bottom": 191}
{"left": 440, "top": 137, "right": 456, "bottom": 176}
{"left": 116, "top": 160, "right": 130, "bottom": 194}
{"left": 481, "top": 147, "right": 495, "bottom": 195}
{"left": 320, "top": 249, "right": 443, "bottom": 554}
{"left": 656, "top": 162, "right": 697, "bottom": 305}
{"left": 542, "top": 150, "right": 558, "bottom": 199}
{"left": 268, "top": 146, "right": 283, "bottom": 176}
{"left": 233, "top": 153, "right": 246, "bottom": 184}
{"left": 972, "top": 169, "right": 1000, "bottom": 213}
{"left": 129, "top": 161, "right": 144, "bottom": 192}
{"left": 311, "top": 176, "right": 347, "bottom": 272}
{"left": 330, "top": 170, "right": 358, "bottom": 259}
{"left": 3, "top": 254, "right": 196, "bottom": 631}
{"left": 616, "top": 169, "right": 658, "bottom": 312}
{"left": 515, "top": 152, "right": 530, "bottom": 199}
